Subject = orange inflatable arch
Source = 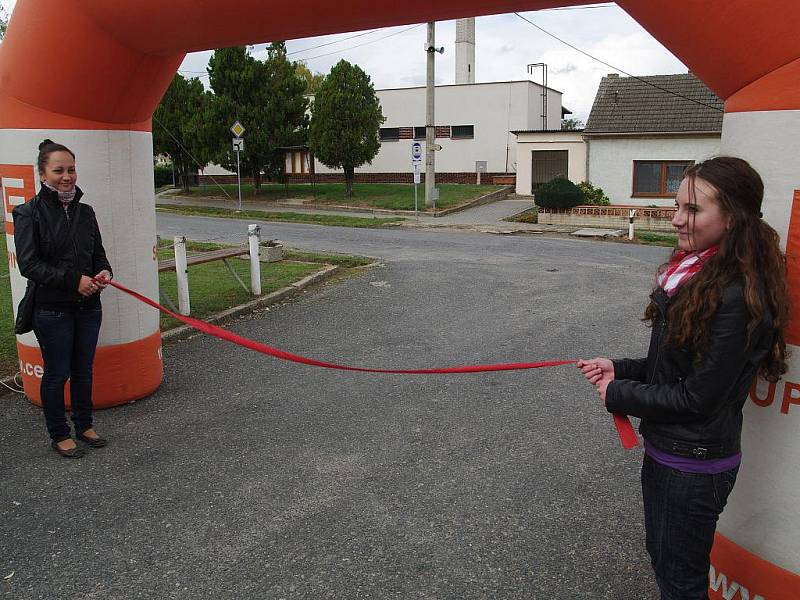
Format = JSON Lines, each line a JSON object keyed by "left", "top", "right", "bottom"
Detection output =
{"left": 1, "top": 1, "right": 799, "bottom": 598}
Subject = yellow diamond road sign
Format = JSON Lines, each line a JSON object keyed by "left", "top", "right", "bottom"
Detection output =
{"left": 230, "top": 121, "right": 245, "bottom": 137}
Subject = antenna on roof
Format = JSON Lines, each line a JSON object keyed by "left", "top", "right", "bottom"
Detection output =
{"left": 527, "top": 63, "right": 548, "bottom": 130}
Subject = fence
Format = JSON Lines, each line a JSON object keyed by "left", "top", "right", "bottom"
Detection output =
{"left": 158, "top": 224, "right": 280, "bottom": 316}
{"left": 537, "top": 205, "right": 676, "bottom": 232}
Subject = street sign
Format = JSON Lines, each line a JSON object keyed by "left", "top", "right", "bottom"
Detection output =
{"left": 413, "top": 163, "right": 421, "bottom": 184}
{"left": 431, "top": 143, "right": 442, "bottom": 151}
{"left": 411, "top": 141, "right": 422, "bottom": 163}
{"left": 232, "top": 138, "right": 244, "bottom": 152}
{"left": 230, "top": 121, "right": 245, "bottom": 137}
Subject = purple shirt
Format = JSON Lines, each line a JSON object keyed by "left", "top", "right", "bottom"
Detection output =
{"left": 644, "top": 439, "right": 741, "bottom": 474}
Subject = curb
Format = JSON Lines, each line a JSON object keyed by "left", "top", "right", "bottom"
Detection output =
{"left": 157, "top": 186, "right": 514, "bottom": 219}
{"left": 161, "top": 264, "right": 341, "bottom": 343}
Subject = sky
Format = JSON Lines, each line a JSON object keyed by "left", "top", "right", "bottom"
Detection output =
{"left": 1, "top": 2, "right": 687, "bottom": 124}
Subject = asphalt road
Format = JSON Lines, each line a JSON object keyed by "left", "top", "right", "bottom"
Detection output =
{"left": 1, "top": 214, "right": 670, "bottom": 599}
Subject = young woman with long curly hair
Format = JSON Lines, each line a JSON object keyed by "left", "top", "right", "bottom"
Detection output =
{"left": 578, "top": 156, "right": 789, "bottom": 599}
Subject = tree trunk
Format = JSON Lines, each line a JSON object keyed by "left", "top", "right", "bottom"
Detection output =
{"left": 253, "top": 169, "right": 262, "bottom": 193}
{"left": 344, "top": 166, "right": 354, "bottom": 198}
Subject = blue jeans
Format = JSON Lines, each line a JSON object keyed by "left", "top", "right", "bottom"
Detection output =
{"left": 641, "top": 454, "right": 739, "bottom": 600}
{"left": 32, "top": 305, "right": 102, "bottom": 442}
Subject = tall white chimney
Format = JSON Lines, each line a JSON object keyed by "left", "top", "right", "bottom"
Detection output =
{"left": 455, "top": 18, "right": 475, "bottom": 84}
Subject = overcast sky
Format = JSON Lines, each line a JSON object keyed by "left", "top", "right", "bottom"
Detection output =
{"left": 2, "top": 1, "right": 686, "bottom": 124}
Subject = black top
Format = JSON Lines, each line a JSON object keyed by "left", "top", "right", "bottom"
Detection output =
{"left": 606, "top": 284, "right": 774, "bottom": 459}
{"left": 12, "top": 185, "right": 113, "bottom": 309}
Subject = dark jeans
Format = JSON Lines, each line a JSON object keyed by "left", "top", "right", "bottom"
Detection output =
{"left": 32, "top": 305, "right": 102, "bottom": 442}
{"left": 641, "top": 454, "right": 739, "bottom": 600}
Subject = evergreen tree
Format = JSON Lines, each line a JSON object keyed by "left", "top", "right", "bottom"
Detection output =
{"left": 308, "top": 60, "right": 384, "bottom": 197}
{"left": 153, "top": 75, "right": 213, "bottom": 191}
{"left": 208, "top": 44, "right": 308, "bottom": 189}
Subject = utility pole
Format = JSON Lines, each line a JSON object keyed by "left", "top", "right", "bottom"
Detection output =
{"left": 425, "top": 22, "right": 440, "bottom": 209}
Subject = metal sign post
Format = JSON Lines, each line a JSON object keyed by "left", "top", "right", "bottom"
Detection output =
{"left": 230, "top": 121, "right": 245, "bottom": 211}
{"left": 412, "top": 141, "right": 422, "bottom": 218}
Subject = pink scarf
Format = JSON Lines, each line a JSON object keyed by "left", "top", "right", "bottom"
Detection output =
{"left": 43, "top": 182, "right": 77, "bottom": 206}
{"left": 657, "top": 245, "right": 719, "bottom": 297}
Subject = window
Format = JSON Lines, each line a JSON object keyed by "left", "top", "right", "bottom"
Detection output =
{"left": 632, "top": 161, "right": 693, "bottom": 197}
{"left": 414, "top": 127, "right": 426, "bottom": 139}
{"left": 379, "top": 127, "right": 400, "bottom": 141}
{"left": 451, "top": 125, "right": 474, "bottom": 139}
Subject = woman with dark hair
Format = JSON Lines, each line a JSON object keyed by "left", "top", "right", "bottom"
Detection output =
{"left": 13, "top": 140, "right": 113, "bottom": 458}
{"left": 577, "top": 156, "right": 788, "bottom": 599}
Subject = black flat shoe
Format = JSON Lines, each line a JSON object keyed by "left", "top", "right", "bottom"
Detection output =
{"left": 76, "top": 432, "right": 107, "bottom": 448}
{"left": 51, "top": 441, "right": 84, "bottom": 458}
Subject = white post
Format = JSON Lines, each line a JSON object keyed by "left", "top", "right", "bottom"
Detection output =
{"left": 174, "top": 236, "right": 190, "bottom": 315}
{"left": 248, "top": 224, "right": 262, "bottom": 295}
{"left": 628, "top": 209, "right": 637, "bottom": 240}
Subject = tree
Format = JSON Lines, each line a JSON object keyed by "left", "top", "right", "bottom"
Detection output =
{"left": 153, "top": 74, "right": 214, "bottom": 191}
{"left": 295, "top": 62, "right": 325, "bottom": 95}
{"left": 561, "top": 118, "right": 584, "bottom": 130}
{"left": 308, "top": 60, "right": 384, "bottom": 197}
{"left": 208, "top": 44, "right": 308, "bottom": 190}
{"left": 0, "top": 7, "right": 8, "bottom": 41}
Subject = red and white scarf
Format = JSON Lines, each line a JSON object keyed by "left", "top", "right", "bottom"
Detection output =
{"left": 657, "top": 245, "right": 719, "bottom": 297}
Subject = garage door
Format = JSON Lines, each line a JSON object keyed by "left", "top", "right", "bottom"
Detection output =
{"left": 531, "top": 150, "right": 568, "bottom": 194}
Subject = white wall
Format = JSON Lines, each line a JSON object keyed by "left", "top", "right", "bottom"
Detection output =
{"left": 514, "top": 131, "right": 586, "bottom": 196}
{"left": 314, "top": 81, "right": 563, "bottom": 175}
{"left": 586, "top": 134, "right": 720, "bottom": 206}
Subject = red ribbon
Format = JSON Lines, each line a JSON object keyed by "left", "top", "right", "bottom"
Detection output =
{"left": 100, "top": 278, "right": 639, "bottom": 448}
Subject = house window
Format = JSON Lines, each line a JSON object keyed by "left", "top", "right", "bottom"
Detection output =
{"left": 451, "top": 125, "right": 474, "bottom": 139}
{"left": 414, "top": 127, "right": 426, "bottom": 139}
{"left": 379, "top": 127, "right": 401, "bottom": 141}
{"left": 633, "top": 160, "right": 693, "bottom": 197}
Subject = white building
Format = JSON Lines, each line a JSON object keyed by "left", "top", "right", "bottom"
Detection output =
{"left": 300, "top": 80, "right": 566, "bottom": 182}
{"left": 513, "top": 73, "right": 723, "bottom": 206}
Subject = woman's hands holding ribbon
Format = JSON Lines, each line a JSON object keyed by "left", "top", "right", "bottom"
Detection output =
{"left": 576, "top": 358, "right": 615, "bottom": 402}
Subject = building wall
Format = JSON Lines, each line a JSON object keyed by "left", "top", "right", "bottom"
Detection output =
{"left": 514, "top": 131, "right": 587, "bottom": 195}
{"left": 586, "top": 134, "right": 721, "bottom": 206}
{"left": 313, "top": 81, "right": 562, "bottom": 176}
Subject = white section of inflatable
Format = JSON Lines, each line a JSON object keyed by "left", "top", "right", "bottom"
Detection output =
{"left": 1, "top": 129, "right": 160, "bottom": 346}
{"left": 719, "top": 110, "right": 800, "bottom": 574}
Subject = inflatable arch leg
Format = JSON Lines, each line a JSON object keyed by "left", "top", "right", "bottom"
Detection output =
{"left": 2, "top": 130, "right": 163, "bottom": 408}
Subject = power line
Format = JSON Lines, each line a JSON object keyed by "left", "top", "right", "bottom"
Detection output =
{"left": 513, "top": 12, "right": 723, "bottom": 112}
{"left": 287, "top": 28, "right": 382, "bottom": 57}
{"left": 301, "top": 23, "right": 424, "bottom": 62}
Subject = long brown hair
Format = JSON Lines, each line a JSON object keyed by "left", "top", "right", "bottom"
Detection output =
{"left": 644, "top": 156, "right": 789, "bottom": 382}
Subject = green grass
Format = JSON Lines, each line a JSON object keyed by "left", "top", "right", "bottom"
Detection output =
{"left": 156, "top": 205, "right": 405, "bottom": 228}
{"left": 635, "top": 231, "right": 678, "bottom": 247}
{"left": 0, "top": 236, "right": 373, "bottom": 377}
{"left": 167, "top": 182, "right": 503, "bottom": 211}
{"left": 0, "top": 236, "right": 16, "bottom": 375}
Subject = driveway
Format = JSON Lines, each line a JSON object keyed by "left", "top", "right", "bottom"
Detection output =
{"left": 0, "top": 218, "right": 669, "bottom": 599}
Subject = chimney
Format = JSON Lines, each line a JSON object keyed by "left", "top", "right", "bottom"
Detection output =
{"left": 455, "top": 18, "right": 475, "bottom": 84}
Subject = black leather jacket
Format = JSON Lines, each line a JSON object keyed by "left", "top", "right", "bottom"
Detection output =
{"left": 12, "top": 185, "right": 112, "bottom": 307}
{"left": 606, "top": 284, "right": 773, "bottom": 459}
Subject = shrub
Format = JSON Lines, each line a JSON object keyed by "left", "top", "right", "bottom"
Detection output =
{"left": 534, "top": 177, "right": 584, "bottom": 209}
{"left": 154, "top": 164, "right": 173, "bottom": 188}
{"left": 577, "top": 181, "right": 610, "bottom": 206}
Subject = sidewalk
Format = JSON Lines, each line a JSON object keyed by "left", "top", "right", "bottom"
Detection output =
{"left": 156, "top": 191, "right": 588, "bottom": 235}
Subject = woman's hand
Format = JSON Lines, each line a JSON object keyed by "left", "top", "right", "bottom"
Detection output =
{"left": 77, "top": 275, "right": 98, "bottom": 296}
{"left": 577, "top": 358, "right": 615, "bottom": 404}
{"left": 94, "top": 270, "right": 112, "bottom": 290}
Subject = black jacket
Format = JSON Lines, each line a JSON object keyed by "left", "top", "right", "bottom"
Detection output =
{"left": 12, "top": 185, "right": 112, "bottom": 307}
{"left": 606, "top": 284, "right": 773, "bottom": 459}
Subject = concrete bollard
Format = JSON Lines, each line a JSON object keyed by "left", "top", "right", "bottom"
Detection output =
{"left": 174, "top": 236, "right": 190, "bottom": 315}
{"left": 248, "top": 224, "right": 262, "bottom": 295}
